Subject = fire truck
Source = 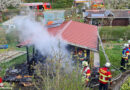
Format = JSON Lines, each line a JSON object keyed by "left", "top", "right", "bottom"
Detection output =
{"left": 20, "top": 2, "right": 52, "bottom": 11}
{"left": 74, "top": 0, "right": 105, "bottom": 9}
{"left": 91, "top": 0, "right": 105, "bottom": 9}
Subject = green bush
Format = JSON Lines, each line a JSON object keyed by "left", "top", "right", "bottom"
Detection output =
{"left": 33, "top": 60, "right": 87, "bottom": 90}
{"left": 99, "top": 26, "right": 130, "bottom": 41}
{"left": 51, "top": 0, "right": 73, "bottom": 9}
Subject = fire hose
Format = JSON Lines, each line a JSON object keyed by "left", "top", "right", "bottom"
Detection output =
{"left": 91, "top": 27, "right": 123, "bottom": 87}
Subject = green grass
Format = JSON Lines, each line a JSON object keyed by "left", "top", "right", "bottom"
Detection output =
{"left": 106, "top": 41, "right": 127, "bottom": 44}
{"left": 99, "top": 26, "right": 130, "bottom": 41}
{"left": 8, "top": 42, "right": 26, "bottom": 51}
{"left": 99, "top": 44, "right": 129, "bottom": 77}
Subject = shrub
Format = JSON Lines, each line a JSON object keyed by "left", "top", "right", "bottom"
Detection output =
{"left": 99, "top": 26, "right": 130, "bottom": 41}
{"left": 32, "top": 49, "right": 87, "bottom": 90}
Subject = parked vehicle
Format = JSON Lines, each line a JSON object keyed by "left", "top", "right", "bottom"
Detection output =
{"left": 20, "top": 2, "right": 52, "bottom": 11}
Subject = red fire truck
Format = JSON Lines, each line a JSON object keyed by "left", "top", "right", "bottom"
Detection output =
{"left": 91, "top": 0, "right": 105, "bottom": 9}
{"left": 20, "top": 2, "right": 52, "bottom": 11}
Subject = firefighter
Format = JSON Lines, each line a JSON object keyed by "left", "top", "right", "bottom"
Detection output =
{"left": 128, "top": 40, "right": 130, "bottom": 66}
{"left": 122, "top": 44, "right": 129, "bottom": 56}
{"left": 99, "top": 62, "right": 112, "bottom": 90}
{"left": 71, "top": 47, "right": 78, "bottom": 59}
{"left": 0, "top": 77, "right": 3, "bottom": 87}
{"left": 121, "top": 55, "right": 128, "bottom": 71}
{"left": 121, "top": 44, "right": 129, "bottom": 70}
{"left": 120, "top": 44, "right": 128, "bottom": 70}
{"left": 84, "top": 50, "right": 87, "bottom": 61}
{"left": 81, "top": 61, "right": 91, "bottom": 86}
{"left": 125, "top": 44, "right": 129, "bottom": 57}
{"left": 78, "top": 50, "right": 85, "bottom": 61}
{"left": 73, "top": 50, "right": 78, "bottom": 59}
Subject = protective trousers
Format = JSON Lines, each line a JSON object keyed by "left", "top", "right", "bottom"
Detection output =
{"left": 99, "top": 83, "right": 108, "bottom": 90}
{"left": 121, "top": 58, "right": 128, "bottom": 70}
{"left": 128, "top": 55, "right": 130, "bottom": 66}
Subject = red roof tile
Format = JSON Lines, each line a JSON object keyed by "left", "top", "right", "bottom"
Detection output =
{"left": 48, "top": 21, "right": 98, "bottom": 51}
{"left": 61, "top": 21, "right": 98, "bottom": 51}
{"left": 48, "top": 21, "right": 68, "bottom": 36}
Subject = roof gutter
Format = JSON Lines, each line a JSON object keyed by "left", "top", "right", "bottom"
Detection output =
{"left": 67, "top": 42, "right": 98, "bottom": 52}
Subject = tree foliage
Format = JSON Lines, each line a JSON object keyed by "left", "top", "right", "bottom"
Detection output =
{"left": 0, "top": 0, "right": 21, "bottom": 11}
{"left": 104, "top": 0, "right": 130, "bottom": 9}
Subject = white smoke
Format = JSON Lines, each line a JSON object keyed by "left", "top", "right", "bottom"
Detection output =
{"left": 15, "top": 15, "right": 66, "bottom": 56}
{"left": 13, "top": 12, "right": 73, "bottom": 72}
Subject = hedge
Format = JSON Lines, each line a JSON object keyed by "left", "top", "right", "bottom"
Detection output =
{"left": 99, "top": 26, "right": 130, "bottom": 41}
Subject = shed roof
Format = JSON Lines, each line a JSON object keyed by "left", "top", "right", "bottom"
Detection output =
{"left": 48, "top": 20, "right": 98, "bottom": 51}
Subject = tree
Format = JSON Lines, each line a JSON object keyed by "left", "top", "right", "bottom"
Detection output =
{"left": 104, "top": 0, "right": 130, "bottom": 9}
{"left": 0, "top": 0, "right": 22, "bottom": 11}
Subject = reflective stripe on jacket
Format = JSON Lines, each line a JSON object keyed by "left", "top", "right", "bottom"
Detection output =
{"left": 99, "top": 67, "right": 112, "bottom": 84}
{"left": 81, "top": 66, "right": 91, "bottom": 82}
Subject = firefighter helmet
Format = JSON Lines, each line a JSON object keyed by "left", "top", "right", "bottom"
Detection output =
{"left": 128, "top": 40, "right": 130, "bottom": 44}
{"left": 124, "top": 43, "right": 128, "bottom": 47}
{"left": 105, "top": 62, "right": 111, "bottom": 67}
{"left": 126, "top": 44, "right": 129, "bottom": 47}
{"left": 82, "top": 61, "right": 88, "bottom": 66}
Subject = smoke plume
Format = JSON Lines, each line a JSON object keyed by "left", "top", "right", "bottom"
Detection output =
{"left": 13, "top": 12, "right": 73, "bottom": 72}
{"left": 15, "top": 15, "right": 67, "bottom": 55}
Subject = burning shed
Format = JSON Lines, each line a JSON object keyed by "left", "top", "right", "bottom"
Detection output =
{"left": 17, "top": 20, "right": 99, "bottom": 67}
{"left": 48, "top": 20, "right": 98, "bottom": 51}
{"left": 3, "top": 20, "right": 99, "bottom": 87}
{"left": 48, "top": 20, "right": 99, "bottom": 67}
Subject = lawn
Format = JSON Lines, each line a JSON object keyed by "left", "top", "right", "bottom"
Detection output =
{"left": 100, "top": 43, "right": 130, "bottom": 77}
{"left": 99, "top": 26, "right": 130, "bottom": 41}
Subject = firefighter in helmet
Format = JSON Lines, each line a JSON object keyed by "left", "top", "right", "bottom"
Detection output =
{"left": 78, "top": 50, "right": 85, "bottom": 61}
{"left": 128, "top": 40, "right": 130, "bottom": 66}
{"left": 99, "top": 62, "right": 112, "bottom": 90}
{"left": 121, "top": 44, "right": 129, "bottom": 70}
{"left": 84, "top": 50, "right": 87, "bottom": 61}
{"left": 81, "top": 61, "right": 91, "bottom": 86}
{"left": 73, "top": 50, "right": 78, "bottom": 59}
